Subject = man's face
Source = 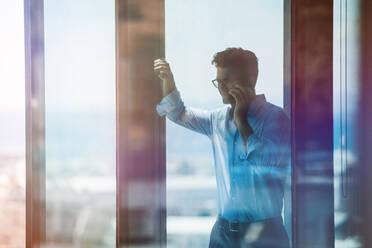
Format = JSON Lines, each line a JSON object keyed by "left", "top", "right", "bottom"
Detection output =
{"left": 216, "top": 67, "right": 247, "bottom": 105}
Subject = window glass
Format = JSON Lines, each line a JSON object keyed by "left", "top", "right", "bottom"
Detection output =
{"left": 333, "top": 0, "right": 362, "bottom": 247}
{"left": 44, "top": 1, "right": 116, "bottom": 246}
{"left": 0, "top": 1, "right": 26, "bottom": 247}
{"left": 165, "top": 1, "right": 289, "bottom": 247}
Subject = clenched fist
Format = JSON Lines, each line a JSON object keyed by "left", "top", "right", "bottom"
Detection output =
{"left": 154, "top": 59, "right": 174, "bottom": 82}
{"left": 154, "top": 58, "right": 176, "bottom": 97}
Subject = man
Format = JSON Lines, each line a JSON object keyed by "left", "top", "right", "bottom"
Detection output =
{"left": 154, "top": 47, "right": 290, "bottom": 248}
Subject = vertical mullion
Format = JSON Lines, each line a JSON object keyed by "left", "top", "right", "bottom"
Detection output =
{"left": 116, "top": 0, "right": 130, "bottom": 245}
{"left": 154, "top": 1, "right": 167, "bottom": 244}
{"left": 283, "top": 1, "right": 293, "bottom": 247}
{"left": 284, "top": 0, "right": 291, "bottom": 117}
{"left": 360, "top": 0, "right": 372, "bottom": 246}
{"left": 291, "top": 0, "right": 334, "bottom": 247}
{"left": 24, "top": 0, "right": 46, "bottom": 247}
{"left": 116, "top": 0, "right": 166, "bottom": 247}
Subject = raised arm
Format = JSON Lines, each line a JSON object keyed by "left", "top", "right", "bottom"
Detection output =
{"left": 153, "top": 59, "right": 213, "bottom": 137}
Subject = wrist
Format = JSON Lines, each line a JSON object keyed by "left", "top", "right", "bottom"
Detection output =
{"left": 162, "top": 78, "right": 176, "bottom": 96}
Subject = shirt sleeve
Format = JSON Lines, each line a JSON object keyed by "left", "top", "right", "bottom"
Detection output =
{"left": 156, "top": 89, "right": 213, "bottom": 137}
{"left": 246, "top": 108, "right": 290, "bottom": 170}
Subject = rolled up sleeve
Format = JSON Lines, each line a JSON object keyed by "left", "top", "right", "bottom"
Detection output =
{"left": 156, "top": 89, "right": 184, "bottom": 117}
{"left": 156, "top": 89, "right": 213, "bottom": 137}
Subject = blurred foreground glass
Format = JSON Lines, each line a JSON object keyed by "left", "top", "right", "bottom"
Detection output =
{"left": 0, "top": 1, "right": 26, "bottom": 247}
{"left": 165, "top": 1, "right": 289, "bottom": 247}
{"left": 43, "top": 1, "right": 116, "bottom": 247}
{"left": 333, "top": 0, "right": 363, "bottom": 247}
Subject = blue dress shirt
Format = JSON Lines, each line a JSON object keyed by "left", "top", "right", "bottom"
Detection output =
{"left": 156, "top": 89, "right": 290, "bottom": 222}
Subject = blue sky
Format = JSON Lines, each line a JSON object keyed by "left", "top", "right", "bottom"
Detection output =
{"left": 0, "top": 0, "right": 284, "bottom": 112}
{"left": 165, "top": 0, "right": 284, "bottom": 109}
{"left": 0, "top": 0, "right": 284, "bottom": 155}
{"left": 165, "top": 0, "right": 284, "bottom": 157}
{"left": 44, "top": 0, "right": 116, "bottom": 112}
{"left": 0, "top": 1, "right": 25, "bottom": 112}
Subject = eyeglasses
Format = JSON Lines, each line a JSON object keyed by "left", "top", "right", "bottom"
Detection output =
{"left": 211, "top": 78, "right": 228, "bottom": 88}
{"left": 211, "top": 78, "right": 243, "bottom": 88}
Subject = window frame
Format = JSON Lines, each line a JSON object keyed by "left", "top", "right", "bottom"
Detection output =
{"left": 290, "top": 0, "right": 335, "bottom": 247}
{"left": 360, "top": 0, "right": 372, "bottom": 246}
{"left": 115, "top": 0, "right": 166, "bottom": 247}
{"left": 24, "top": 0, "right": 46, "bottom": 247}
{"left": 23, "top": 0, "right": 339, "bottom": 247}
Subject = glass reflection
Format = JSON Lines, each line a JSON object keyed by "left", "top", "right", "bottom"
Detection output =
{"left": 44, "top": 0, "right": 116, "bottom": 247}
{"left": 163, "top": 1, "right": 288, "bottom": 247}
{"left": 0, "top": 1, "right": 26, "bottom": 247}
{"left": 333, "top": 0, "right": 362, "bottom": 247}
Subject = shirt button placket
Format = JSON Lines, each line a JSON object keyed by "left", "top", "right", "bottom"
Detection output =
{"left": 233, "top": 136, "right": 238, "bottom": 165}
{"left": 231, "top": 176, "right": 237, "bottom": 202}
{"left": 239, "top": 153, "right": 244, "bottom": 161}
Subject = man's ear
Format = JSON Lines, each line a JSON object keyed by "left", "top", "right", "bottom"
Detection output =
{"left": 246, "top": 76, "right": 255, "bottom": 88}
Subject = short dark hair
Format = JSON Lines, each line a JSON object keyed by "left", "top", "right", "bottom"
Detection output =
{"left": 211, "top": 47, "right": 259, "bottom": 87}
